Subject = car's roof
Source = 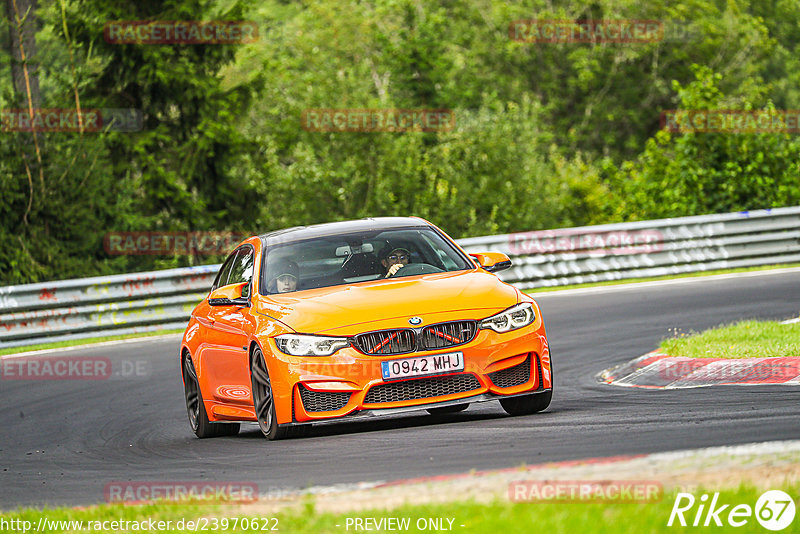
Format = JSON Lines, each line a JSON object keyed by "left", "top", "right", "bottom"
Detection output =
{"left": 258, "top": 217, "right": 431, "bottom": 246}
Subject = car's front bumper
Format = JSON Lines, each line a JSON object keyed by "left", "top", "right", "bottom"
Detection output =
{"left": 264, "top": 323, "right": 552, "bottom": 425}
{"left": 279, "top": 388, "right": 552, "bottom": 428}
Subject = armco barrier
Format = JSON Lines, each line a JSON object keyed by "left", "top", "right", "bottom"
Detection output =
{"left": 2, "top": 207, "right": 799, "bottom": 348}
{"left": 0, "top": 265, "right": 219, "bottom": 348}
{"left": 458, "top": 206, "right": 800, "bottom": 290}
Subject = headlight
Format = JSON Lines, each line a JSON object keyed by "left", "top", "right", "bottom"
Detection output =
{"left": 479, "top": 303, "right": 535, "bottom": 333}
{"left": 275, "top": 334, "right": 350, "bottom": 356}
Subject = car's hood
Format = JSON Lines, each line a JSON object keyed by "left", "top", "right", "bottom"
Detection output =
{"left": 255, "top": 270, "right": 518, "bottom": 335}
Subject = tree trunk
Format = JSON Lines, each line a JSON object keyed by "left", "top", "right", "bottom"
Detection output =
{"left": 5, "top": 0, "right": 43, "bottom": 225}
{"left": 5, "top": 0, "right": 41, "bottom": 108}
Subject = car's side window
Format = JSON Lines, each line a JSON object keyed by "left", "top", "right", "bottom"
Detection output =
{"left": 228, "top": 246, "right": 254, "bottom": 286}
{"left": 212, "top": 250, "right": 239, "bottom": 291}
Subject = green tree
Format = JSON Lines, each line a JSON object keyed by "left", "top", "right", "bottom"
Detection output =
{"left": 1, "top": 0, "right": 258, "bottom": 283}
{"left": 609, "top": 65, "right": 800, "bottom": 220}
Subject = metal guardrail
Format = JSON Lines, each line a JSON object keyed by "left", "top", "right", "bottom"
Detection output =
{"left": 0, "top": 265, "right": 220, "bottom": 348}
{"left": 2, "top": 207, "right": 799, "bottom": 348}
{"left": 459, "top": 206, "right": 800, "bottom": 289}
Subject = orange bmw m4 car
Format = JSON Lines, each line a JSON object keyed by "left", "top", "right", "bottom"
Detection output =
{"left": 180, "top": 217, "right": 552, "bottom": 439}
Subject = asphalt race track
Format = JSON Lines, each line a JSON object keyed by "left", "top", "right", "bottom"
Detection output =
{"left": 2, "top": 269, "right": 799, "bottom": 509}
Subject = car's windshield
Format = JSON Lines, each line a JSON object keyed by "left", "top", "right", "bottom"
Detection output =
{"left": 261, "top": 227, "right": 473, "bottom": 295}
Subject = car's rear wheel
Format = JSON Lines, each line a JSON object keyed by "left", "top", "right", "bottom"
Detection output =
{"left": 500, "top": 390, "right": 552, "bottom": 416}
{"left": 183, "top": 351, "right": 240, "bottom": 438}
{"left": 427, "top": 403, "right": 469, "bottom": 415}
{"left": 250, "top": 346, "right": 289, "bottom": 440}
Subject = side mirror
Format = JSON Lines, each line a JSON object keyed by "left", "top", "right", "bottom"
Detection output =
{"left": 469, "top": 252, "right": 512, "bottom": 273}
{"left": 208, "top": 282, "right": 250, "bottom": 307}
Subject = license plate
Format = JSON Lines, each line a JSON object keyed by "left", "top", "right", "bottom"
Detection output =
{"left": 381, "top": 352, "right": 464, "bottom": 381}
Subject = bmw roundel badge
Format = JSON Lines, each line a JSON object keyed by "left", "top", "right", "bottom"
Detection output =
{"left": 408, "top": 316, "right": 422, "bottom": 326}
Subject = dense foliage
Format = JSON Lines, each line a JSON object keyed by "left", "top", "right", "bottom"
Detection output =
{"left": 2, "top": 0, "right": 799, "bottom": 283}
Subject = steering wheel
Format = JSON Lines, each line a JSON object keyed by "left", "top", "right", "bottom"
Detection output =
{"left": 391, "top": 263, "right": 444, "bottom": 277}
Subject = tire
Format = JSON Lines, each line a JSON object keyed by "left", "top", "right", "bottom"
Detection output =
{"left": 427, "top": 403, "right": 469, "bottom": 415}
{"left": 182, "top": 352, "right": 240, "bottom": 438}
{"left": 501, "top": 353, "right": 554, "bottom": 416}
{"left": 499, "top": 390, "right": 552, "bottom": 416}
{"left": 250, "top": 346, "right": 289, "bottom": 440}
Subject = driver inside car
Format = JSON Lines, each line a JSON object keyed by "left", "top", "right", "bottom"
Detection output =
{"left": 380, "top": 246, "right": 411, "bottom": 278}
{"left": 268, "top": 259, "right": 299, "bottom": 293}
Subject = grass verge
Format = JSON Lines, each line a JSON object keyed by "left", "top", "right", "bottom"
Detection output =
{"left": 660, "top": 320, "right": 800, "bottom": 359}
{"left": 0, "top": 329, "right": 185, "bottom": 357}
{"left": 1, "top": 484, "right": 796, "bottom": 533}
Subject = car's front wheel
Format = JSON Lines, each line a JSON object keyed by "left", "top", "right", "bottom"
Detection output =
{"left": 182, "top": 351, "right": 240, "bottom": 438}
{"left": 499, "top": 390, "right": 552, "bottom": 416}
{"left": 250, "top": 346, "right": 289, "bottom": 440}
